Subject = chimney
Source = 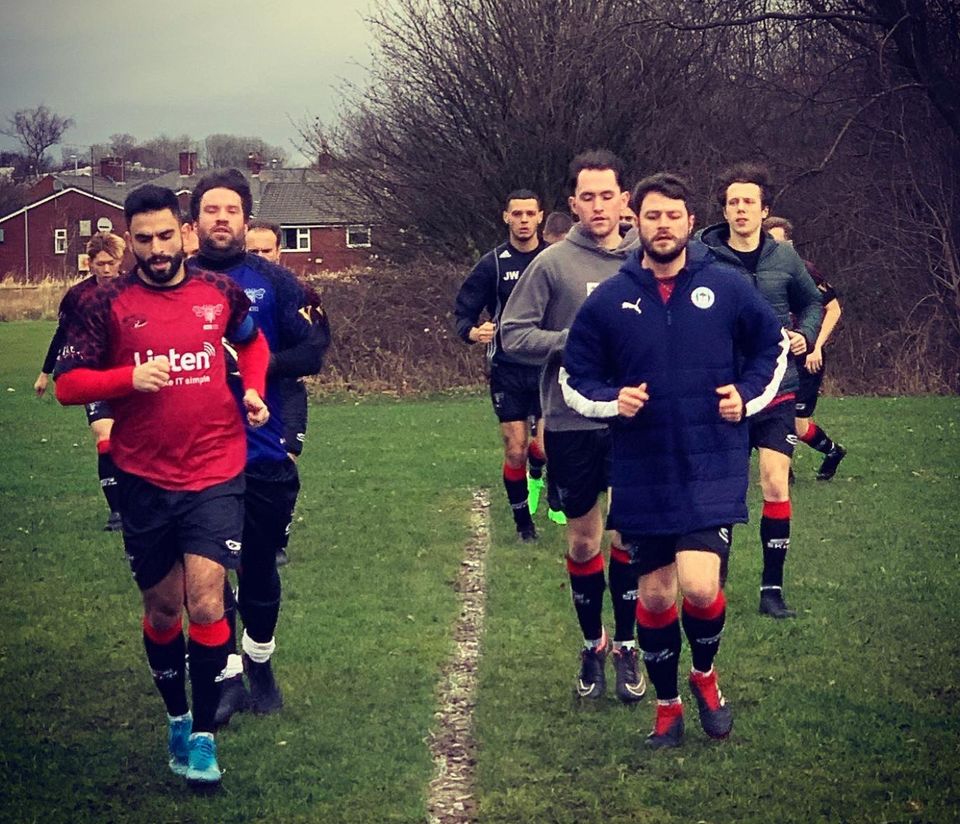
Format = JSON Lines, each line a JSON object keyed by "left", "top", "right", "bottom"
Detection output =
{"left": 317, "top": 150, "right": 334, "bottom": 173}
{"left": 247, "top": 152, "right": 264, "bottom": 176}
{"left": 100, "top": 156, "right": 124, "bottom": 182}
{"left": 179, "top": 151, "right": 197, "bottom": 176}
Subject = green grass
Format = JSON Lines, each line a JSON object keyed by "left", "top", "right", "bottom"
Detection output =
{"left": 1, "top": 321, "right": 958, "bottom": 823}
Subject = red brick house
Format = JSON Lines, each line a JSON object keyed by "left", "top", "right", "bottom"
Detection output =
{"left": 0, "top": 186, "right": 130, "bottom": 281}
{"left": 0, "top": 153, "right": 377, "bottom": 280}
{"left": 154, "top": 156, "right": 378, "bottom": 275}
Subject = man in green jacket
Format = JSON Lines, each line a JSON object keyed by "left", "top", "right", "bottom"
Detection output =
{"left": 698, "top": 163, "right": 822, "bottom": 619}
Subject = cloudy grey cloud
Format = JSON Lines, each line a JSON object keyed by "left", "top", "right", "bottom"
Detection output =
{"left": 0, "top": 0, "right": 374, "bottom": 164}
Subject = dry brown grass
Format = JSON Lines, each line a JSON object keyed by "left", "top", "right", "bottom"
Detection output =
{"left": 4, "top": 259, "right": 956, "bottom": 395}
{"left": 0, "top": 275, "right": 81, "bottom": 321}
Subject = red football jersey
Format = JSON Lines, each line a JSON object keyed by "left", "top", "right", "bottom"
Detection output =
{"left": 58, "top": 270, "right": 253, "bottom": 491}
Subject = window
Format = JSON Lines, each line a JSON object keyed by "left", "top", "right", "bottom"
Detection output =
{"left": 0, "top": 228, "right": 5, "bottom": 243}
{"left": 346, "top": 225, "right": 372, "bottom": 248}
{"left": 78, "top": 254, "right": 89, "bottom": 272}
{"left": 78, "top": 219, "right": 92, "bottom": 237}
{"left": 54, "top": 228, "right": 67, "bottom": 254}
{"left": 282, "top": 227, "right": 310, "bottom": 252}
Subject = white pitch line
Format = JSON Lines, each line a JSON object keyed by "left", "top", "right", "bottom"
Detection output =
{"left": 426, "top": 487, "right": 491, "bottom": 824}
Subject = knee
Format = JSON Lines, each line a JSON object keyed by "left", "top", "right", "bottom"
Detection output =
{"left": 145, "top": 601, "right": 182, "bottom": 632}
{"left": 681, "top": 580, "right": 720, "bottom": 608}
{"left": 567, "top": 539, "right": 600, "bottom": 565}
{"left": 760, "top": 472, "right": 790, "bottom": 501}
{"left": 638, "top": 586, "right": 675, "bottom": 614}
{"left": 187, "top": 590, "right": 224, "bottom": 625}
{"left": 503, "top": 443, "right": 527, "bottom": 468}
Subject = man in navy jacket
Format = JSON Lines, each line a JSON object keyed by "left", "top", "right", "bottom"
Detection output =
{"left": 562, "top": 173, "right": 788, "bottom": 748}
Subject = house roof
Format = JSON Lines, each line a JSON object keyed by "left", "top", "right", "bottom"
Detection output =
{"left": 45, "top": 172, "right": 157, "bottom": 205}
{"left": 1, "top": 165, "right": 372, "bottom": 228}
{"left": 257, "top": 173, "right": 372, "bottom": 226}
{"left": 0, "top": 186, "right": 125, "bottom": 224}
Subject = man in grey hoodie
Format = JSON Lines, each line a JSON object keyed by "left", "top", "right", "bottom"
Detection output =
{"left": 500, "top": 149, "right": 645, "bottom": 704}
{"left": 698, "top": 163, "right": 823, "bottom": 620}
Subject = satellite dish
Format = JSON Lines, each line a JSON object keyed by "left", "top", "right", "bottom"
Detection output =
{"left": 96, "top": 217, "right": 113, "bottom": 232}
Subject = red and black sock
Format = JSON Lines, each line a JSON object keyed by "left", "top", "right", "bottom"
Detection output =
{"left": 96, "top": 440, "right": 120, "bottom": 513}
{"left": 503, "top": 462, "right": 533, "bottom": 530}
{"left": 187, "top": 618, "right": 230, "bottom": 734}
{"left": 681, "top": 590, "right": 726, "bottom": 673}
{"left": 761, "top": 499, "right": 791, "bottom": 589}
{"left": 142, "top": 615, "right": 188, "bottom": 717}
{"left": 799, "top": 421, "right": 835, "bottom": 455}
{"left": 636, "top": 601, "right": 681, "bottom": 701}
{"left": 566, "top": 553, "right": 606, "bottom": 642}
{"left": 607, "top": 546, "right": 640, "bottom": 643}
{"left": 527, "top": 440, "right": 545, "bottom": 481}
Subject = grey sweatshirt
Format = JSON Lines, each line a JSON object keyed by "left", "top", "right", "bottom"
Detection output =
{"left": 500, "top": 223, "right": 640, "bottom": 431}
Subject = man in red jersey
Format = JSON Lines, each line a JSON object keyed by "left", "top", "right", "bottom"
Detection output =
{"left": 54, "top": 184, "right": 269, "bottom": 790}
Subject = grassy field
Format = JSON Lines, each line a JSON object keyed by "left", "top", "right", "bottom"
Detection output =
{"left": 1, "top": 321, "right": 958, "bottom": 823}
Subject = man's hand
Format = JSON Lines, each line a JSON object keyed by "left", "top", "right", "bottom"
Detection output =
{"left": 132, "top": 356, "right": 170, "bottom": 392}
{"left": 787, "top": 330, "right": 808, "bottom": 357}
{"left": 469, "top": 321, "right": 496, "bottom": 344}
{"left": 34, "top": 372, "right": 49, "bottom": 396}
{"left": 805, "top": 345, "right": 823, "bottom": 373}
{"left": 618, "top": 383, "right": 649, "bottom": 418}
{"left": 716, "top": 384, "right": 744, "bottom": 422}
{"left": 243, "top": 389, "right": 269, "bottom": 428}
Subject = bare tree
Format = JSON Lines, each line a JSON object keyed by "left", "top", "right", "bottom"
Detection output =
{"left": 204, "top": 134, "right": 287, "bottom": 169}
{"left": 2, "top": 105, "right": 74, "bottom": 178}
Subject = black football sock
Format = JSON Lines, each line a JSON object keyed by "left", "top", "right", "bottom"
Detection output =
{"left": 799, "top": 421, "right": 835, "bottom": 455}
{"left": 143, "top": 616, "right": 188, "bottom": 717}
{"left": 96, "top": 441, "right": 120, "bottom": 513}
{"left": 503, "top": 462, "right": 533, "bottom": 529}
{"left": 567, "top": 553, "right": 606, "bottom": 643}
{"left": 187, "top": 618, "right": 230, "bottom": 734}
{"left": 527, "top": 440, "right": 545, "bottom": 481}
{"left": 608, "top": 546, "right": 640, "bottom": 644}
{"left": 223, "top": 578, "right": 238, "bottom": 653}
{"left": 761, "top": 499, "right": 791, "bottom": 590}
{"left": 636, "top": 601, "right": 681, "bottom": 701}
{"left": 681, "top": 591, "right": 726, "bottom": 673}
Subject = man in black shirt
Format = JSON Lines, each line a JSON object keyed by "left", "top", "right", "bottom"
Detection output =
{"left": 454, "top": 190, "right": 548, "bottom": 541}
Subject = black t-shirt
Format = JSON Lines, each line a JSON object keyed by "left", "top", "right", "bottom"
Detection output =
{"left": 726, "top": 238, "right": 763, "bottom": 273}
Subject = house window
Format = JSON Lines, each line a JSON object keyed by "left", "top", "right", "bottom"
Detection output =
{"left": 346, "top": 225, "right": 372, "bottom": 248}
{"left": 0, "top": 228, "right": 5, "bottom": 243}
{"left": 282, "top": 227, "right": 310, "bottom": 252}
{"left": 78, "top": 219, "right": 92, "bottom": 237}
{"left": 78, "top": 254, "right": 89, "bottom": 272}
{"left": 54, "top": 228, "right": 68, "bottom": 254}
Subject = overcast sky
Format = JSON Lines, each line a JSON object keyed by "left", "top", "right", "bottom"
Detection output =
{"left": 0, "top": 0, "right": 377, "bottom": 166}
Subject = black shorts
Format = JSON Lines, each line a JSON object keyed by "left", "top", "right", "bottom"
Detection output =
{"left": 84, "top": 400, "right": 114, "bottom": 426}
{"left": 245, "top": 460, "right": 301, "bottom": 556}
{"left": 490, "top": 361, "right": 542, "bottom": 424}
{"left": 543, "top": 428, "right": 610, "bottom": 519}
{"left": 116, "top": 470, "right": 244, "bottom": 591}
{"left": 620, "top": 526, "right": 732, "bottom": 578}
{"left": 795, "top": 356, "right": 825, "bottom": 417}
{"left": 278, "top": 378, "right": 308, "bottom": 456}
{"left": 749, "top": 401, "right": 797, "bottom": 457}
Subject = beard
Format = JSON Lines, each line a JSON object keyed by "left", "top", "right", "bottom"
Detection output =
{"left": 641, "top": 233, "right": 688, "bottom": 264}
{"left": 135, "top": 250, "right": 185, "bottom": 284}
{"left": 199, "top": 229, "right": 245, "bottom": 261}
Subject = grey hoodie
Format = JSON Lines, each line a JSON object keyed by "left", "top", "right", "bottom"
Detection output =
{"left": 500, "top": 223, "right": 640, "bottom": 431}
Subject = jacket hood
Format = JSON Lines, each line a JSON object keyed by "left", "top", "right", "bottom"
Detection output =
{"left": 698, "top": 222, "right": 777, "bottom": 264}
{"left": 565, "top": 222, "right": 638, "bottom": 258}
